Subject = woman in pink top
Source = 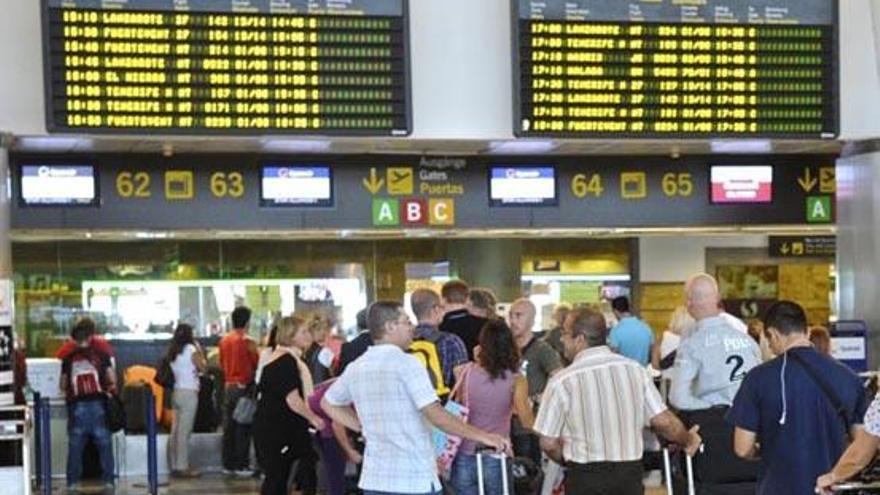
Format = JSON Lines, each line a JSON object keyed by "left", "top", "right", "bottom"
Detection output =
{"left": 450, "top": 319, "right": 535, "bottom": 495}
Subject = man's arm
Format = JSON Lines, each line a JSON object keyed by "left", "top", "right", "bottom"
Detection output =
{"left": 321, "top": 398, "right": 362, "bottom": 432}
{"left": 608, "top": 327, "right": 620, "bottom": 353}
{"left": 733, "top": 427, "right": 760, "bottom": 461}
{"left": 331, "top": 421, "right": 363, "bottom": 464}
{"left": 668, "top": 341, "right": 712, "bottom": 410}
{"left": 539, "top": 435, "right": 564, "bottom": 464}
{"left": 817, "top": 428, "right": 880, "bottom": 493}
{"left": 513, "top": 376, "right": 535, "bottom": 430}
{"left": 650, "top": 410, "right": 702, "bottom": 456}
{"left": 422, "top": 402, "right": 511, "bottom": 454}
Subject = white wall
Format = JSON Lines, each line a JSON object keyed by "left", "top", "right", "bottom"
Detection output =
{"left": 0, "top": 0, "right": 44, "bottom": 135}
{"left": 2, "top": 0, "right": 879, "bottom": 139}
{"left": 839, "top": 0, "right": 880, "bottom": 140}
{"left": 639, "top": 235, "right": 769, "bottom": 282}
{"left": 409, "top": 0, "right": 513, "bottom": 139}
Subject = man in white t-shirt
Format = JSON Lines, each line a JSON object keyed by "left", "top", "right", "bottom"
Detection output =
{"left": 322, "top": 301, "right": 511, "bottom": 495}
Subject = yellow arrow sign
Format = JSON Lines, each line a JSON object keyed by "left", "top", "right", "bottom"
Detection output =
{"left": 798, "top": 168, "right": 818, "bottom": 193}
{"left": 780, "top": 243, "right": 790, "bottom": 255}
{"left": 362, "top": 167, "right": 385, "bottom": 194}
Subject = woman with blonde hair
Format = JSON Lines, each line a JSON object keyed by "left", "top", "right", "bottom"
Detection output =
{"left": 303, "top": 312, "right": 334, "bottom": 384}
{"left": 252, "top": 315, "right": 324, "bottom": 495}
{"left": 651, "top": 306, "right": 695, "bottom": 376}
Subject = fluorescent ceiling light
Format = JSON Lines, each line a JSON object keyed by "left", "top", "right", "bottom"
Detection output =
{"left": 134, "top": 231, "right": 170, "bottom": 239}
{"left": 16, "top": 136, "right": 94, "bottom": 151}
{"left": 261, "top": 139, "right": 332, "bottom": 153}
{"left": 487, "top": 140, "right": 556, "bottom": 154}
{"left": 710, "top": 140, "right": 772, "bottom": 154}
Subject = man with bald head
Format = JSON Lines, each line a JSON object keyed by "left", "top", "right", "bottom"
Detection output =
{"left": 508, "top": 298, "right": 562, "bottom": 463}
{"left": 670, "top": 274, "right": 762, "bottom": 410}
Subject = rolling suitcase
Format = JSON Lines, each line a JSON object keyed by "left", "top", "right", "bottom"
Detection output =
{"left": 476, "top": 449, "right": 509, "bottom": 495}
{"left": 664, "top": 447, "right": 754, "bottom": 495}
{"left": 678, "top": 408, "right": 757, "bottom": 486}
{"left": 193, "top": 374, "right": 219, "bottom": 433}
{"left": 122, "top": 382, "right": 152, "bottom": 433}
{"left": 663, "top": 448, "right": 695, "bottom": 495}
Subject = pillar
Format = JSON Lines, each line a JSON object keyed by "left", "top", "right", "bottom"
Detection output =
{"left": 836, "top": 142, "right": 880, "bottom": 367}
{"left": 447, "top": 239, "right": 522, "bottom": 303}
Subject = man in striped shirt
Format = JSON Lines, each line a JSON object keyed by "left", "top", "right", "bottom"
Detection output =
{"left": 535, "top": 307, "right": 701, "bottom": 495}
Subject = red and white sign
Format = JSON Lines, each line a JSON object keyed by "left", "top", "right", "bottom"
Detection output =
{"left": 711, "top": 166, "right": 773, "bottom": 203}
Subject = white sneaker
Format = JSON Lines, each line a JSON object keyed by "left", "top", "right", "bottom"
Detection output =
{"left": 234, "top": 469, "right": 253, "bottom": 478}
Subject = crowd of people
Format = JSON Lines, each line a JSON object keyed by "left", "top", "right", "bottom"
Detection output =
{"left": 52, "top": 273, "right": 880, "bottom": 495}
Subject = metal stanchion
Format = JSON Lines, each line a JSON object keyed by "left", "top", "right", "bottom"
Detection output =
{"left": 146, "top": 391, "right": 158, "bottom": 495}
{"left": 40, "top": 399, "right": 51, "bottom": 495}
{"left": 32, "top": 393, "right": 41, "bottom": 487}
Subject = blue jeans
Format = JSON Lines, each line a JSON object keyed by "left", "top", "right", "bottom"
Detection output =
{"left": 450, "top": 453, "right": 509, "bottom": 495}
{"left": 67, "top": 399, "right": 115, "bottom": 486}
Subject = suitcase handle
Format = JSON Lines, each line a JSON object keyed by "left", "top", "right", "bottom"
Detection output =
{"left": 475, "top": 448, "right": 509, "bottom": 495}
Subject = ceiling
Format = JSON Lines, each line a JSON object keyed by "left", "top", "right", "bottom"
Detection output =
{"left": 9, "top": 135, "right": 843, "bottom": 156}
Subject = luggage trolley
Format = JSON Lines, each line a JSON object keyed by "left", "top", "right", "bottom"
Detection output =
{"left": 0, "top": 405, "right": 32, "bottom": 495}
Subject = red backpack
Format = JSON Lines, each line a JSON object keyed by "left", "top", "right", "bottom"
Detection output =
{"left": 67, "top": 348, "right": 105, "bottom": 399}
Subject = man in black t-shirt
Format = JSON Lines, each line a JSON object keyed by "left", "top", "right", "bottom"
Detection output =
{"left": 60, "top": 318, "right": 117, "bottom": 492}
{"left": 439, "top": 280, "right": 487, "bottom": 360}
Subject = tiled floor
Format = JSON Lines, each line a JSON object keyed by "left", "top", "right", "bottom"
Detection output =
{"left": 51, "top": 475, "right": 670, "bottom": 494}
{"left": 45, "top": 475, "right": 261, "bottom": 494}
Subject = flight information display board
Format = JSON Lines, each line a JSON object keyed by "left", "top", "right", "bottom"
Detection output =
{"left": 42, "top": 0, "right": 410, "bottom": 135}
{"left": 513, "top": 0, "right": 838, "bottom": 138}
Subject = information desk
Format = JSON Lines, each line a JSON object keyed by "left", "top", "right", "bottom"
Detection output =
{"left": 42, "top": 0, "right": 411, "bottom": 135}
{"left": 513, "top": 0, "right": 838, "bottom": 138}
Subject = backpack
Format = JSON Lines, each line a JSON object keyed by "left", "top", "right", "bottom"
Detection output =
{"left": 68, "top": 349, "right": 105, "bottom": 399}
{"left": 407, "top": 333, "right": 451, "bottom": 398}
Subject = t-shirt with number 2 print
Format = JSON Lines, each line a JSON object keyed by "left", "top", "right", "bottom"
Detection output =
{"left": 669, "top": 315, "right": 762, "bottom": 411}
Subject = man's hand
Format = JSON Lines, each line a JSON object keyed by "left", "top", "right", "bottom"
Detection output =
{"left": 308, "top": 415, "right": 326, "bottom": 432}
{"left": 815, "top": 472, "right": 836, "bottom": 495}
{"left": 345, "top": 449, "right": 363, "bottom": 465}
{"left": 479, "top": 433, "right": 513, "bottom": 457}
{"left": 685, "top": 425, "right": 702, "bottom": 457}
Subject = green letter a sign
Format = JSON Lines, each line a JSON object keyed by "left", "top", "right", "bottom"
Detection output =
{"left": 372, "top": 199, "right": 399, "bottom": 226}
{"left": 806, "top": 196, "right": 832, "bottom": 223}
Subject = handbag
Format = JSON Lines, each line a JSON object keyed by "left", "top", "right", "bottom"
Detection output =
{"left": 155, "top": 356, "right": 175, "bottom": 389}
{"left": 433, "top": 363, "right": 472, "bottom": 473}
{"left": 105, "top": 394, "right": 126, "bottom": 433}
{"left": 232, "top": 391, "right": 258, "bottom": 425}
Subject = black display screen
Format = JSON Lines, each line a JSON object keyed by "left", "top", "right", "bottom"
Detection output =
{"left": 42, "top": 0, "right": 411, "bottom": 135}
{"left": 512, "top": 0, "right": 838, "bottom": 138}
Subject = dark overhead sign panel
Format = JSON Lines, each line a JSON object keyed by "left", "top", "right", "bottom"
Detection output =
{"left": 768, "top": 235, "right": 836, "bottom": 257}
{"left": 11, "top": 154, "right": 836, "bottom": 231}
{"left": 42, "top": 0, "right": 411, "bottom": 135}
{"left": 512, "top": 0, "right": 838, "bottom": 138}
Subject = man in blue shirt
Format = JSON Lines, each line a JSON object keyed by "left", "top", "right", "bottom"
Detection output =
{"left": 727, "top": 301, "right": 867, "bottom": 495}
{"left": 608, "top": 296, "right": 654, "bottom": 365}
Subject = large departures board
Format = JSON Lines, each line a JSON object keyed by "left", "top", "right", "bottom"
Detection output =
{"left": 42, "top": 0, "right": 410, "bottom": 135}
{"left": 513, "top": 0, "right": 838, "bottom": 138}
